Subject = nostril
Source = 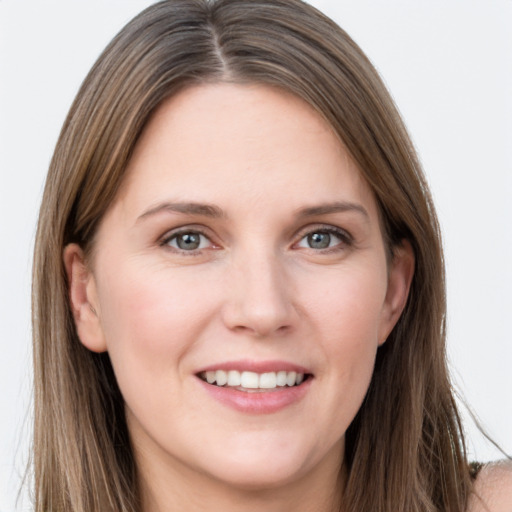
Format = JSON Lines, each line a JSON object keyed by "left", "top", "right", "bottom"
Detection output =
{"left": 231, "top": 322, "right": 292, "bottom": 338}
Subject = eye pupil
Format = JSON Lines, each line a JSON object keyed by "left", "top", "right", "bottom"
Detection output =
{"left": 308, "top": 232, "right": 330, "bottom": 249}
{"left": 177, "top": 233, "right": 201, "bottom": 250}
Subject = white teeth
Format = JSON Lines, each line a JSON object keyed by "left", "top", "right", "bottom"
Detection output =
{"left": 215, "top": 370, "right": 228, "bottom": 386}
{"left": 259, "top": 372, "right": 277, "bottom": 389}
{"left": 286, "top": 371, "right": 297, "bottom": 387}
{"left": 227, "top": 370, "right": 241, "bottom": 386}
{"left": 201, "top": 370, "right": 306, "bottom": 389}
{"left": 276, "top": 370, "right": 287, "bottom": 386}
{"left": 240, "top": 371, "right": 259, "bottom": 389}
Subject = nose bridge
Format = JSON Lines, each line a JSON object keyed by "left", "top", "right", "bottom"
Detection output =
{"left": 222, "top": 245, "right": 296, "bottom": 336}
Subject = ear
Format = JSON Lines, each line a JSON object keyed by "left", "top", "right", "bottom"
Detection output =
{"left": 63, "top": 243, "right": 107, "bottom": 353}
{"left": 378, "top": 240, "right": 415, "bottom": 345}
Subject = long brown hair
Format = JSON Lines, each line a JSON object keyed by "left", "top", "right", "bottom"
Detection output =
{"left": 32, "top": 0, "right": 472, "bottom": 510}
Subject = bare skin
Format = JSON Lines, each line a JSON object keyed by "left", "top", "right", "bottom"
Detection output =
{"left": 468, "top": 461, "right": 512, "bottom": 512}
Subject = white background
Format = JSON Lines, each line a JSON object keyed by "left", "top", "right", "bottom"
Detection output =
{"left": 1, "top": 0, "right": 511, "bottom": 509}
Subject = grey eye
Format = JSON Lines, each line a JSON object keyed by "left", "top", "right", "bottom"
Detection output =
{"left": 307, "top": 232, "right": 331, "bottom": 249}
{"left": 176, "top": 233, "right": 201, "bottom": 250}
{"left": 297, "top": 228, "right": 349, "bottom": 251}
{"left": 166, "top": 231, "right": 209, "bottom": 251}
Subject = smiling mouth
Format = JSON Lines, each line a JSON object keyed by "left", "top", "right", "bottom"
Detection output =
{"left": 198, "top": 370, "right": 311, "bottom": 392}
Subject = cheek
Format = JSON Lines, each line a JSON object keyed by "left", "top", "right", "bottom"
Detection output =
{"left": 96, "top": 261, "right": 217, "bottom": 376}
{"left": 306, "top": 261, "right": 387, "bottom": 347}
{"left": 303, "top": 264, "right": 386, "bottom": 417}
{"left": 94, "top": 261, "right": 223, "bottom": 433}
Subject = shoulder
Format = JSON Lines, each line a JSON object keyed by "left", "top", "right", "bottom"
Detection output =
{"left": 467, "top": 460, "right": 512, "bottom": 512}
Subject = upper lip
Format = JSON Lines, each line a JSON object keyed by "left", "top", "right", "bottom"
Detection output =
{"left": 196, "top": 359, "right": 312, "bottom": 375}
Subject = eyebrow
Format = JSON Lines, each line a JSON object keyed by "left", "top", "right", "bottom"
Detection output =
{"left": 137, "top": 202, "right": 225, "bottom": 222}
{"left": 137, "top": 200, "right": 369, "bottom": 223}
{"left": 295, "top": 201, "right": 369, "bottom": 220}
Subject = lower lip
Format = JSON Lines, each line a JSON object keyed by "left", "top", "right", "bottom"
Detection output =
{"left": 197, "top": 378, "right": 312, "bottom": 414}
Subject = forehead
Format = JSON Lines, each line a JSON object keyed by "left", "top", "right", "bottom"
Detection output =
{"left": 113, "top": 83, "right": 378, "bottom": 221}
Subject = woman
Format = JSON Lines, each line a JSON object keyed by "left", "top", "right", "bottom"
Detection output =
{"left": 31, "top": 0, "right": 511, "bottom": 510}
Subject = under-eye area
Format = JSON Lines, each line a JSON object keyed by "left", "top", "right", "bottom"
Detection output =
{"left": 198, "top": 370, "right": 313, "bottom": 391}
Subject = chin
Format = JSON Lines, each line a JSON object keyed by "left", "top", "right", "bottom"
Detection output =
{"left": 192, "top": 434, "right": 323, "bottom": 491}
{"left": 207, "top": 458, "right": 307, "bottom": 491}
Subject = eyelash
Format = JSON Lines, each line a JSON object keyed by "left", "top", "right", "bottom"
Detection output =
{"left": 160, "top": 227, "right": 214, "bottom": 255}
{"left": 294, "top": 225, "right": 353, "bottom": 252}
{"left": 159, "top": 224, "right": 353, "bottom": 255}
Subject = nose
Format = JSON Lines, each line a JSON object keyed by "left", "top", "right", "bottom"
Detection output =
{"left": 221, "top": 251, "right": 297, "bottom": 338}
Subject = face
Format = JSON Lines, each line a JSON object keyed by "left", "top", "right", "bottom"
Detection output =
{"left": 66, "top": 83, "right": 412, "bottom": 496}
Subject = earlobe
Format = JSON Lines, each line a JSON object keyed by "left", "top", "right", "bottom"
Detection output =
{"left": 378, "top": 240, "right": 415, "bottom": 345}
{"left": 63, "top": 243, "right": 107, "bottom": 353}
